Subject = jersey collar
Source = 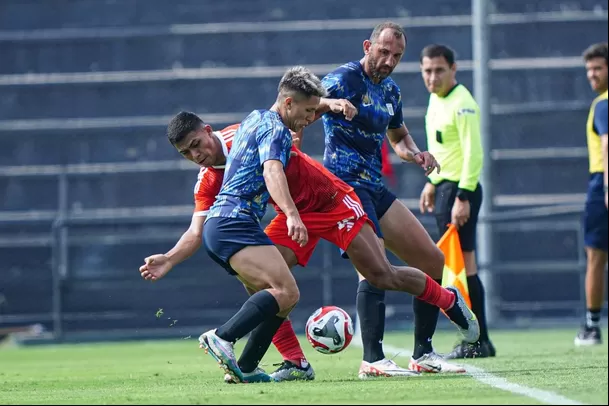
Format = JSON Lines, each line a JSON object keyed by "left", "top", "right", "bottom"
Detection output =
{"left": 211, "top": 131, "right": 229, "bottom": 169}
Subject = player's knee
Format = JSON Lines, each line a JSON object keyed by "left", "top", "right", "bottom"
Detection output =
{"left": 274, "top": 283, "right": 300, "bottom": 311}
{"left": 283, "top": 287, "right": 300, "bottom": 311}
{"left": 364, "top": 270, "right": 395, "bottom": 291}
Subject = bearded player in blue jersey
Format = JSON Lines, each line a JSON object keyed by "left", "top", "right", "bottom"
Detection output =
{"left": 321, "top": 22, "right": 469, "bottom": 376}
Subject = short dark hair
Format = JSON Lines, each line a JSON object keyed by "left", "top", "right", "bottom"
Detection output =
{"left": 420, "top": 44, "right": 456, "bottom": 66}
{"left": 583, "top": 42, "right": 608, "bottom": 65}
{"left": 277, "top": 66, "right": 327, "bottom": 100}
{"left": 167, "top": 111, "right": 204, "bottom": 145}
{"left": 370, "top": 21, "right": 407, "bottom": 45}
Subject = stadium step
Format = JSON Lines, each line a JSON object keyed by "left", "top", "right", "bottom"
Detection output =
{"left": 3, "top": 20, "right": 606, "bottom": 74}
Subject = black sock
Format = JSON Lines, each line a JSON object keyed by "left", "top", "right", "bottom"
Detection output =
{"left": 467, "top": 274, "right": 489, "bottom": 342}
{"left": 357, "top": 280, "right": 386, "bottom": 363}
{"left": 215, "top": 290, "right": 280, "bottom": 343}
{"left": 586, "top": 308, "right": 601, "bottom": 328}
{"left": 238, "top": 315, "right": 285, "bottom": 373}
{"left": 412, "top": 278, "right": 441, "bottom": 360}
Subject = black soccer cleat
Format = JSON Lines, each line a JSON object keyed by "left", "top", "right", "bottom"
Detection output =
{"left": 445, "top": 340, "right": 496, "bottom": 359}
{"left": 574, "top": 325, "right": 602, "bottom": 347}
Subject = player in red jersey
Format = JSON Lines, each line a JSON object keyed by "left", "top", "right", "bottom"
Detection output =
{"left": 140, "top": 112, "right": 478, "bottom": 383}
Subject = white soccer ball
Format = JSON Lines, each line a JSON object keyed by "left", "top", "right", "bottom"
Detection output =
{"left": 305, "top": 306, "right": 354, "bottom": 354}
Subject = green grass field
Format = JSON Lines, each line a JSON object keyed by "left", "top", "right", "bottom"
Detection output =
{"left": 1, "top": 328, "right": 607, "bottom": 405}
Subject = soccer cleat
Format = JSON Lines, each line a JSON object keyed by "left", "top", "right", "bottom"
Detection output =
{"left": 223, "top": 367, "right": 275, "bottom": 384}
{"left": 358, "top": 358, "right": 421, "bottom": 379}
{"left": 574, "top": 325, "right": 602, "bottom": 346}
{"left": 445, "top": 340, "right": 496, "bottom": 359}
{"left": 444, "top": 287, "right": 480, "bottom": 343}
{"left": 409, "top": 351, "right": 466, "bottom": 373}
{"left": 198, "top": 329, "right": 243, "bottom": 383}
{"left": 270, "top": 360, "right": 316, "bottom": 382}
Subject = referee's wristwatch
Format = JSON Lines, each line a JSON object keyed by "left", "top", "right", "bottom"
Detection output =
{"left": 456, "top": 189, "right": 471, "bottom": 202}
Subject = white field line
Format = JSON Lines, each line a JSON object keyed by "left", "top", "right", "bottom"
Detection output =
{"left": 351, "top": 319, "right": 584, "bottom": 405}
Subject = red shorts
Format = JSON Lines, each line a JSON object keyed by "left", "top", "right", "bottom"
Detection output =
{"left": 264, "top": 191, "right": 373, "bottom": 266}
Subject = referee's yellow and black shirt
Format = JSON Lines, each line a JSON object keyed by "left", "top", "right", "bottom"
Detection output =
{"left": 424, "top": 84, "right": 483, "bottom": 195}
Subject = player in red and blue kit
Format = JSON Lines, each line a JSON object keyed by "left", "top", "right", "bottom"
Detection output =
{"left": 321, "top": 21, "right": 468, "bottom": 376}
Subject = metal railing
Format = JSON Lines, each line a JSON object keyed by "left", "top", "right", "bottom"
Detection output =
{"left": 0, "top": 163, "right": 593, "bottom": 340}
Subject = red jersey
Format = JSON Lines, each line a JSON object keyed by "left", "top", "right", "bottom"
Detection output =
{"left": 381, "top": 139, "right": 396, "bottom": 186}
{"left": 193, "top": 123, "right": 352, "bottom": 216}
{"left": 274, "top": 147, "right": 352, "bottom": 213}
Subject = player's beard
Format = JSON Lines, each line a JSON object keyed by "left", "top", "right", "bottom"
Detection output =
{"left": 367, "top": 54, "right": 393, "bottom": 82}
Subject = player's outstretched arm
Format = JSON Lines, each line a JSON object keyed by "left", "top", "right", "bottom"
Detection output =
{"left": 314, "top": 98, "right": 358, "bottom": 121}
{"left": 139, "top": 214, "right": 205, "bottom": 281}
{"left": 263, "top": 160, "right": 308, "bottom": 247}
{"left": 388, "top": 124, "right": 441, "bottom": 177}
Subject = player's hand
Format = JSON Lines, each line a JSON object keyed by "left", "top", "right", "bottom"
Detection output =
{"left": 414, "top": 151, "right": 441, "bottom": 176}
{"left": 286, "top": 214, "right": 308, "bottom": 247}
{"left": 451, "top": 199, "right": 470, "bottom": 229}
{"left": 328, "top": 99, "right": 358, "bottom": 121}
{"left": 290, "top": 129, "right": 301, "bottom": 146}
{"left": 419, "top": 182, "right": 436, "bottom": 214}
{"left": 139, "top": 254, "right": 173, "bottom": 282}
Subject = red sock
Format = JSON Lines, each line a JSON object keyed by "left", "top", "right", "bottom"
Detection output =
{"left": 272, "top": 320, "right": 307, "bottom": 366}
{"left": 417, "top": 275, "right": 455, "bottom": 310}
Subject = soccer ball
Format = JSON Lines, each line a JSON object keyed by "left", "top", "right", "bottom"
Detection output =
{"left": 305, "top": 306, "right": 354, "bottom": 354}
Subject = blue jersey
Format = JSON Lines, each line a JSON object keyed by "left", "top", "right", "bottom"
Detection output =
{"left": 206, "top": 110, "right": 293, "bottom": 222}
{"left": 322, "top": 61, "right": 404, "bottom": 192}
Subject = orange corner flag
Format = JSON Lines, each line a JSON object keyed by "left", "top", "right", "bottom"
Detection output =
{"left": 437, "top": 224, "right": 471, "bottom": 309}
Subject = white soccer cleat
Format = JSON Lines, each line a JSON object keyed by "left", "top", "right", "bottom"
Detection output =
{"left": 358, "top": 358, "right": 421, "bottom": 379}
{"left": 445, "top": 287, "right": 480, "bottom": 344}
{"left": 408, "top": 351, "right": 466, "bottom": 374}
{"left": 198, "top": 329, "right": 243, "bottom": 382}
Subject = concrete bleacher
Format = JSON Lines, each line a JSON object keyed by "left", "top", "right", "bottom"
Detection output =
{"left": 0, "top": 0, "right": 607, "bottom": 334}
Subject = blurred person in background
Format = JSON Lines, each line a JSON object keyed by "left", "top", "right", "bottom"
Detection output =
{"left": 575, "top": 41, "right": 608, "bottom": 346}
{"left": 418, "top": 44, "right": 495, "bottom": 358}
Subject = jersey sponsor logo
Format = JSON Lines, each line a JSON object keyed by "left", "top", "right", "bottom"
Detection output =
{"left": 361, "top": 93, "right": 373, "bottom": 107}
{"left": 386, "top": 103, "right": 395, "bottom": 116}
{"left": 457, "top": 108, "right": 476, "bottom": 116}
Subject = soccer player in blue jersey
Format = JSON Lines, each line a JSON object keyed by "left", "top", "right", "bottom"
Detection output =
{"left": 197, "top": 66, "right": 324, "bottom": 383}
{"left": 321, "top": 22, "right": 467, "bottom": 375}
{"left": 192, "top": 64, "right": 478, "bottom": 383}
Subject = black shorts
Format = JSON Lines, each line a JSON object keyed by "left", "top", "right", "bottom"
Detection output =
{"left": 434, "top": 181, "right": 482, "bottom": 252}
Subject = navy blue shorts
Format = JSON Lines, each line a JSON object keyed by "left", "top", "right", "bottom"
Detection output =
{"left": 203, "top": 216, "right": 274, "bottom": 275}
{"left": 340, "top": 185, "right": 397, "bottom": 258}
{"left": 583, "top": 173, "right": 608, "bottom": 252}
